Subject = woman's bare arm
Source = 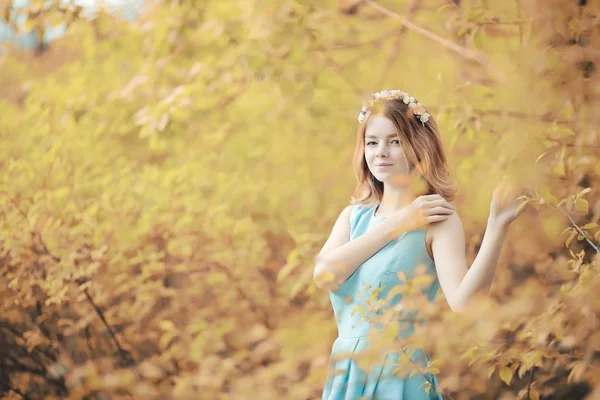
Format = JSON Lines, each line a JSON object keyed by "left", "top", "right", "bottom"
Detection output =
{"left": 430, "top": 186, "right": 528, "bottom": 312}
{"left": 429, "top": 212, "right": 508, "bottom": 312}
{"left": 313, "top": 207, "right": 409, "bottom": 290}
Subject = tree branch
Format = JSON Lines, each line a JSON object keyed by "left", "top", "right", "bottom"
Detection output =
{"left": 550, "top": 203, "right": 600, "bottom": 254}
{"left": 376, "top": 0, "right": 421, "bottom": 89}
{"left": 0, "top": 381, "right": 31, "bottom": 400}
{"left": 362, "top": 0, "right": 504, "bottom": 81}
{"left": 527, "top": 366, "right": 536, "bottom": 399}
{"left": 82, "top": 288, "right": 134, "bottom": 366}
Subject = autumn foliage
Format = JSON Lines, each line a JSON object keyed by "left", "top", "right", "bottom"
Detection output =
{"left": 0, "top": 0, "right": 599, "bottom": 399}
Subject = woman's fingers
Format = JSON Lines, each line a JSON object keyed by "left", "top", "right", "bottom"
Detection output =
{"left": 427, "top": 215, "right": 450, "bottom": 223}
{"left": 415, "top": 196, "right": 456, "bottom": 225}
{"left": 426, "top": 206, "right": 454, "bottom": 216}
{"left": 427, "top": 199, "right": 455, "bottom": 211}
{"left": 421, "top": 194, "right": 445, "bottom": 200}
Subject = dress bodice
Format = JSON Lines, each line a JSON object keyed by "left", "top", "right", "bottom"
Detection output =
{"left": 328, "top": 204, "right": 440, "bottom": 339}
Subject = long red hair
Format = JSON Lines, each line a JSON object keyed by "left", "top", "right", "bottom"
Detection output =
{"left": 350, "top": 98, "right": 457, "bottom": 205}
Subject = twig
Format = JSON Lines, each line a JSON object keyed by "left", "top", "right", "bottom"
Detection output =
{"left": 313, "top": 27, "right": 405, "bottom": 51}
{"left": 527, "top": 366, "right": 536, "bottom": 399}
{"left": 319, "top": 52, "right": 364, "bottom": 97}
{"left": 448, "top": 107, "right": 600, "bottom": 131}
{"left": 395, "top": 347, "right": 456, "bottom": 400}
{"left": 550, "top": 203, "right": 600, "bottom": 254}
{"left": 477, "top": 20, "right": 527, "bottom": 26}
{"left": 0, "top": 380, "right": 31, "bottom": 400}
{"left": 472, "top": 108, "right": 567, "bottom": 123}
{"left": 82, "top": 288, "right": 133, "bottom": 365}
{"left": 210, "top": 261, "right": 273, "bottom": 329}
{"left": 376, "top": 0, "right": 421, "bottom": 89}
{"left": 362, "top": 0, "right": 504, "bottom": 82}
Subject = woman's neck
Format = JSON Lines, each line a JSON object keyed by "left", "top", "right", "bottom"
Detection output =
{"left": 376, "top": 186, "right": 414, "bottom": 216}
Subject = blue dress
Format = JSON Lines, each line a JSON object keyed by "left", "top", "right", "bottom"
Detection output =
{"left": 321, "top": 204, "right": 443, "bottom": 400}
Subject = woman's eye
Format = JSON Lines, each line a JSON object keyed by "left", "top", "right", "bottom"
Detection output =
{"left": 366, "top": 141, "right": 376, "bottom": 146}
{"left": 391, "top": 139, "right": 400, "bottom": 144}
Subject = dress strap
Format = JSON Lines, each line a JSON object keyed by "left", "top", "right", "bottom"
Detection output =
{"left": 349, "top": 204, "right": 360, "bottom": 226}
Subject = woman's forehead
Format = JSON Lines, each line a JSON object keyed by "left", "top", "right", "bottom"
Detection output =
{"left": 365, "top": 115, "right": 397, "bottom": 137}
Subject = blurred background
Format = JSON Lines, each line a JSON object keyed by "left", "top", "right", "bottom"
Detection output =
{"left": 0, "top": 0, "right": 598, "bottom": 399}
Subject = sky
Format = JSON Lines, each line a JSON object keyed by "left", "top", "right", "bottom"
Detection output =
{"left": 1, "top": 0, "right": 147, "bottom": 50}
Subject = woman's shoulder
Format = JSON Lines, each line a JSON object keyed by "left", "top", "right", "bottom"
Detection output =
{"left": 347, "top": 203, "right": 376, "bottom": 224}
{"left": 348, "top": 202, "right": 374, "bottom": 213}
{"left": 428, "top": 209, "right": 464, "bottom": 239}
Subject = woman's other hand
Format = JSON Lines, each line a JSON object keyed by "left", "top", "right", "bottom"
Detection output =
{"left": 489, "top": 183, "right": 530, "bottom": 228}
{"left": 395, "top": 194, "right": 456, "bottom": 233}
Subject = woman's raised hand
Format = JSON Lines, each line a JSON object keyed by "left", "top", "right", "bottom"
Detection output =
{"left": 489, "top": 183, "right": 530, "bottom": 228}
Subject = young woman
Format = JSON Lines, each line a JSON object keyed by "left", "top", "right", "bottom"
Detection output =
{"left": 314, "top": 90, "right": 528, "bottom": 399}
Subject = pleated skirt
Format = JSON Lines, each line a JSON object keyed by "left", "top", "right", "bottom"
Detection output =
{"left": 321, "top": 336, "right": 443, "bottom": 400}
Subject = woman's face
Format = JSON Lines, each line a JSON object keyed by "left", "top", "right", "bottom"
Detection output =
{"left": 364, "top": 115, "right": 413, "bottom": 183}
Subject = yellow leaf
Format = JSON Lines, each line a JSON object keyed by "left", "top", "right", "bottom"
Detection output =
{"left": 516, "top": 199, "right": 531, "bottom": 216}
{"left": 396, "top": 271, "right": 406, "bottom": 282}
{"left": 568, "top": 361, "right": 586, "bottom": 383}
{"left": 535, "top": 152, "right": 547, "bottom": 164}
{"left": 488, "top": 365, "right": 496, "bottom": 378}
{"left": 499, "top": 366, "right": 513, "bottom": 385}
{"left": 158, "top": 331, "right": 177, "bottom": 351}
{"left": 138, "top": 361, "right": 164, "bottom": 379}
{"left": 158, "top": 320, "right": 176, "bottom": 331}
{"left": 574, "top": 199, "right": 588, "bottom": 213}
{"left": 386, "top": 285, "right": 405, "bottom": 302}
{"left": 552, "top": 162, "right": 565, "bottom": 177}
{"left": 412, "top": 274, "right": 434, "bottom": 286}
{"left": 8, "top": 277, "right": 19, "bottom": 289}
{"left": 316, "top": 270, "right": 335, "bottom": 284}
{"left": 566, "top": 230, "right": 577, "bottom": 248}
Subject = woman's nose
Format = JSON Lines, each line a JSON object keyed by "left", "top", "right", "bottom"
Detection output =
{"left": 376, "top": 145, "right": 388, "bottom": 157}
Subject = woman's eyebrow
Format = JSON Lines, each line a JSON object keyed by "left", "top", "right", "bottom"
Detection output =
{"left": 365, "top": 134, "right": 398, "bottom": 139}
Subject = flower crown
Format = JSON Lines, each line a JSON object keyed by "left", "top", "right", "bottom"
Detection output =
{"left": 357, "top": 89, "right": 430, "bottom": 125}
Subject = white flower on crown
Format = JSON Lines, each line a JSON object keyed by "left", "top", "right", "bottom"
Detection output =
{"left": 357, "top": 89, "right": 430, "bottom": 126}
{"left": 413, "top": 103, "right": 426, "bottom": 115}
